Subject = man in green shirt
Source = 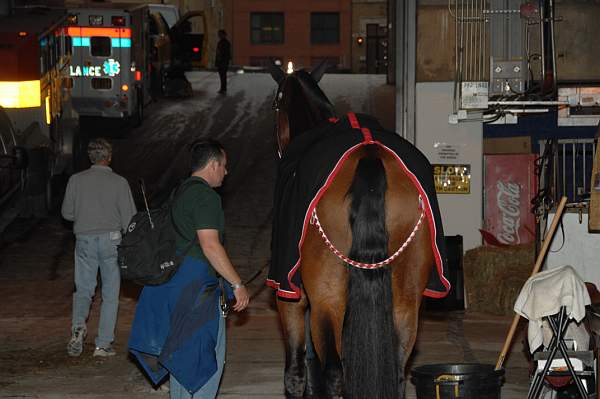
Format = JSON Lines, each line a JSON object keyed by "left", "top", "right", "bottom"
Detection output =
{"left": 129, "top": 139, "right": 249, "bottom": 398}
{"left": 172, "top": 139, "right": 249, "bottom": 310}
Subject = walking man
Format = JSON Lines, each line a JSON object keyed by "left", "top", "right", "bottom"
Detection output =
{"left": 129, "top": 139, "right": 249, "bottom": 398}
{"left": 215, "top": 29, "right": 231, "bottom": 94}
{"left": 62, "top": 138, "right": 136, "bottom": 357}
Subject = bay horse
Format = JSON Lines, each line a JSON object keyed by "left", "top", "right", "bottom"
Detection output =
{"left": 267, "top": 62, "right": 449, "bottom": 399}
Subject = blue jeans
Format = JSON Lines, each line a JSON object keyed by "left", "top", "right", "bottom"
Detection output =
{"left": 72, "top": 231, "right": 121, "bottom": 349}
{"left": 169, "top": 314, "right": 226, "bottom": 399}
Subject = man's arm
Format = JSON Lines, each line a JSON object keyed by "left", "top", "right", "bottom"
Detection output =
{"left": 61, "top": 176, "right": 76, "bottom": 221}
{"left": 197, "top": 229, "right": 249, "bottom": 312}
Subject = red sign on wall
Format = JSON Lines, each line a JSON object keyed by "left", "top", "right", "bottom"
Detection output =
{"left": 483, "top": 154, "right": 538, "bottom": 245}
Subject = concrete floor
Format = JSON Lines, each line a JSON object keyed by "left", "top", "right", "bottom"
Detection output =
{"left": 0, "top": 259, "right": 532, "bottom": 398}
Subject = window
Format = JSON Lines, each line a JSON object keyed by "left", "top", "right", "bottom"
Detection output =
{"left": 311, "top": 13, "right": 340, "bottom": 44}
{"left": 91, "top": 78, "right": 112, "bottom": 90}
{"left": 251, "top": 13, "right": 284, "bottom": 44}
{"left": 65, "top": 36, "right": 72, "bottom": 56}
{"left": 90, "top": 37, "right": 111, "bottom": 57}
{"left": 310, "top": 57, "right": 339, "bottom": 71}
{"left": 249, "top": 56, "right": 279, "bottom": 67}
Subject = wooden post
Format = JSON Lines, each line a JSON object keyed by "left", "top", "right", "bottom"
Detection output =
{"left": 495, "top": 196, "right": 568, "bottom": 371}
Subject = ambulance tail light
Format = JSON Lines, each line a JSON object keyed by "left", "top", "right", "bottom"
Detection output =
{"left": 111, "top": 16, "right": 126, "bottom": 26}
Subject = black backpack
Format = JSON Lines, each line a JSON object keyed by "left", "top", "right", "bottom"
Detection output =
{"left": 118, "top": 179, "right": 199, "bottom": 285}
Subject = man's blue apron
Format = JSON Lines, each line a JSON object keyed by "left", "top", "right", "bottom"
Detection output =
{"left": 128, "top": 256, "right": 232, "bottom": 394}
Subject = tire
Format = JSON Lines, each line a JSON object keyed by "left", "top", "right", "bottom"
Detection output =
{"left": 45, "top": 173, "right": 53, "bottom": 211}
{"left": 71, "top": 129, "right": 89, "bottom": 174}
{"left": 23, "top": 148, "right": 49, "bottom": 217}
{"left": 132, "top": 88, "right": 144, "bottom": 127}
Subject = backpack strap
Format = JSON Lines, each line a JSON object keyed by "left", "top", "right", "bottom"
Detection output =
{"left": 169, "top": 180, "right": 204, "bottom": 254}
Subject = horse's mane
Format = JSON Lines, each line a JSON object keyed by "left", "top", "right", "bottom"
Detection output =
{"left": 279, "top": 70, "right": 336, "bottom": 139}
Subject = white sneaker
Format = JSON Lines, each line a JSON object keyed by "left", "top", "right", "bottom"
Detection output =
{"left": 67, "top": 326, "right": 87, "bottom": 357}
{"left": 93, "top": 347, "right": 116, "bottom": 357}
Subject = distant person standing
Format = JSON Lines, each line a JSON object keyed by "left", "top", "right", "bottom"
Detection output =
{"left": 215, "top": 29, "right": 231, "bottom": 94}
{"left": 62, "top": 138, "right": 136, "bottom": 357}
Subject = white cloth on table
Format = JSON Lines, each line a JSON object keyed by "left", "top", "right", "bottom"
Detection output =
{"left": 514, "top": 265, "right": 591, "bottom": 353}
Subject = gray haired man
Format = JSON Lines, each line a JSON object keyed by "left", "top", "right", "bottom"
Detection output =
{"left": 61, "top": 138, "right": 136, "bottom": 357}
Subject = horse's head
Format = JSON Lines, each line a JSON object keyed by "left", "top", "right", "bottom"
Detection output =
{"left": 269, "top": 61, "right": 336, "bottom": 157}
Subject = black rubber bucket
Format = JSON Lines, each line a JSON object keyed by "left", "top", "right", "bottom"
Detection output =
{"left": 411, "top": 363, "right": 504, "bottom": 399}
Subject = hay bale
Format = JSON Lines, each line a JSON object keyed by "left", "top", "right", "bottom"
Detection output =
{"left": 463, "top": 243, "right": 534, "bottom": 315}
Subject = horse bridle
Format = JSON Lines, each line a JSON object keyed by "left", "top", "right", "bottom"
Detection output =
{"left": 272, "top": 89, "right": 285, "bottom": 159}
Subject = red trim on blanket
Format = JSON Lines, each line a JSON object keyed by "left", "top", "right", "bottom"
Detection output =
{"left": 348, "top": 112, "right": 360, "bottom": 129}
{"left": 361, "top": 128, "right": 374, "bottom": 143}
{"left": 376, "top": 143, "right": 451, "bottom": 298}
{"left": 270, "top": 115, "right": 451, "bottom": 299}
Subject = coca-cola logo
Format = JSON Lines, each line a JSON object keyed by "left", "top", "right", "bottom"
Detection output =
{"left": 496, "top": 181, "right": 521, "bottom": 245}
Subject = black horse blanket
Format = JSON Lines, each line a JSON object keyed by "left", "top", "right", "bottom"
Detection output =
{"left": 267, "top": 113, "right": 451, "bottom": 299}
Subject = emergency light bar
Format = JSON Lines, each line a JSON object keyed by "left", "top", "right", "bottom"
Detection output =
{"left": 67, "top": 27, "right": 131, "bottom": 38}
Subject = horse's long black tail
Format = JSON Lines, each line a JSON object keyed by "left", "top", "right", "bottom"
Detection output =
{"left": 342, "top": 146, "right": 398, "bottom": 399}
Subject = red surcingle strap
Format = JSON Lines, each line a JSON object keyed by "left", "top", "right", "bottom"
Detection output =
{"left": 347, "top": 112, "right": 374, "bottom": 144}
{"left": 348, "top": 112, "right": 360, "bottom": 129}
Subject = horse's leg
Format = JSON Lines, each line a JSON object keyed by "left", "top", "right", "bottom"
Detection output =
{"left": 393, "top": 296, "right": 422, "bottom": 396}
{"left": 302, "top": 230, "right": 347, "bottom": 399}
{"left": 391, "top": 229, "right": 435, "bottom": 398}
{"left": 277, "top": 292, "right": 309, "bottom": 399}
{"left": 304, "top": 307, "right": 324, "bottom": 398}
{"left": 308, "top": 299, "right": 345, "bottom": 398}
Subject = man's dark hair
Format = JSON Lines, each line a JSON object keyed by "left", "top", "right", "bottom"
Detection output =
{"left": 218, "top": 29, "right": 227, "bottom": 37}
{"left": 190, "top": 139, "right": 225, "bottom": 172}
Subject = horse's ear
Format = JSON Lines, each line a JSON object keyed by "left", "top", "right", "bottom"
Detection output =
{"left": 268, "top": 60, "right": 286, "bottom": 84}
{"left": 310, "top": 60, "right": 328, "bottom": 83}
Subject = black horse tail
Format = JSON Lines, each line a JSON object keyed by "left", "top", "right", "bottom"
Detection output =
{"left": 342, "top": 145, "right": 397, "bottom": 399}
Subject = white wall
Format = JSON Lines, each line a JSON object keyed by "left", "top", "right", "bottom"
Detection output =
{"left": 415, "top": 82, "right": 483, "bottom": 251}
{"left": 546, "top": 212, "right": 600, "bottom": 287}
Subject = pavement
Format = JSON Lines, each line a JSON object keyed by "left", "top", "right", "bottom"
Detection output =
{"left": 0, "top": 71, "right": 532, "bottom": 398}
{"left": 0, "top": 215, "right": 531, "bottom": 398}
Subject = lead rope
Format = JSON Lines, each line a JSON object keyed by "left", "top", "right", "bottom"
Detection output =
{"left": 310, "top": 196, "right": 425, "bottom": 269}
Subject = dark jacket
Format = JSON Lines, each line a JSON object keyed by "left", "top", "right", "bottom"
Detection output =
{"left": 215, "top": 38, "right": 231, "bottom": 69}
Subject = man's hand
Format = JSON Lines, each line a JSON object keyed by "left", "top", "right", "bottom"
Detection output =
{"left": 232, "top": 285, "right": 250, "bottom": 312}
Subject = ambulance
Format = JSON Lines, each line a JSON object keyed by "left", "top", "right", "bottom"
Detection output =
{"left": 67, "top": 5, "right": 150, "bottom": 124}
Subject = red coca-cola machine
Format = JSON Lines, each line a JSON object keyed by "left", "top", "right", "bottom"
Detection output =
{"left": 483, "top": 154, "right": 538, "bottom": 245}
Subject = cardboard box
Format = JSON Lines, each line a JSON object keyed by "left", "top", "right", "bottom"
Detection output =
{"left": 483, "top": 136, "right": 531, "bottom": 154}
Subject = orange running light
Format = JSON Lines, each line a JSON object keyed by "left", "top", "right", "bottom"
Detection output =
{"left": 121, "top": 84, "right": 129, "bottom": 91}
